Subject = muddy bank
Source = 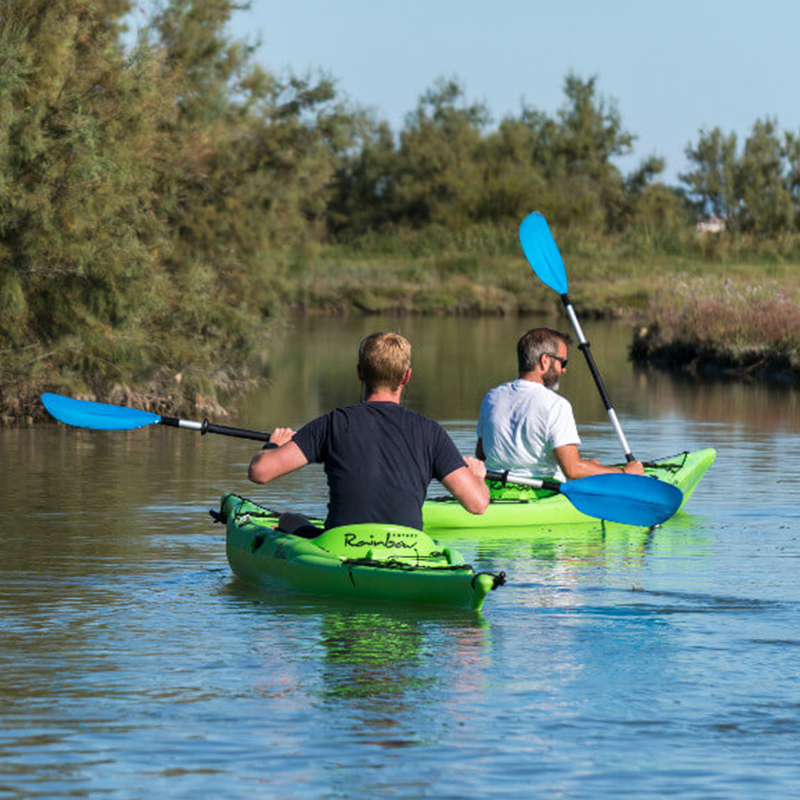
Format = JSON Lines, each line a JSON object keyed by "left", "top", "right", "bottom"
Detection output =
{"left": 631, "top": 327, "right": 800, "bottom": 383}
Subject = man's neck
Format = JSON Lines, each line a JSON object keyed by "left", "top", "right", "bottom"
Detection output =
{"left": 518, "top": 370, "right": 544, "bottom": 385}
{"left": 364, "top": 388, "right": 403, "bottom": 404}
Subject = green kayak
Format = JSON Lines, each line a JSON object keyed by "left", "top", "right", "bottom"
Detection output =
{"left": 423, "top": 448, "right": 716, "bottom": 530}
{"left": 215, "top": 494, "right": 505, "bottom": 611}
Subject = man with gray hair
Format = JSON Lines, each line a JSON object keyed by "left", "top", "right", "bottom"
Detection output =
{"left": 476, "top": 327, "right": 643, "bottom": 481}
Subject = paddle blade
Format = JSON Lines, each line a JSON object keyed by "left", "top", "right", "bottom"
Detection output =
{"left": 42, "top": 393, "right": 162, "bottom": 431}
{"left": 560, "top": 473, "right": 683, "bottom": 527}
{"left": 519, "top": 211, "right": 569, "bottom": 295}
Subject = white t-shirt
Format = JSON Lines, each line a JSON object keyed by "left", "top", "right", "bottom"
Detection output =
{"left": 476, "top": 379, "right": 580, "bottom": 481}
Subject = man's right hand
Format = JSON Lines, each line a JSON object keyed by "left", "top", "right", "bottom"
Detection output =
{"left": 269, "top": 427, "right": 296, "bottom": 447}
{"left": 621, "top": 460, "right": 645, "bottom": 475}
{"left": 463, "top": 456, "right": 487, "bottom": 481}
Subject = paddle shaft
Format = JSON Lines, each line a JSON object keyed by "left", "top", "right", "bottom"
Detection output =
{"left": 560, "top": 294, "right": 635, "bottom": 463}
{"left": 159, "top": 416, "right": 275, "bottom": 444}
{"left": 486, "top": 470, "right": 560, "bottom": 492}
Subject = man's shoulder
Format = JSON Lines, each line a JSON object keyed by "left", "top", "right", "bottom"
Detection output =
{"left": 394, "top": 404, "right": 445, "bottom": 430}
{"left": 484, "top": 380, "right": 574, "bottom": 416}
{"left": 484, "top": 379, "right": 520, "bottom": 398}
{"left": 352, "top": 402, "right": 445, "bottom": 431}
{"left": 485, "top": 379, "right": 557, "bottom": 400}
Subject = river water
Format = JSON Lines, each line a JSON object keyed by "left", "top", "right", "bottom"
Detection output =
{"left": 2, "top": 315, "right": 799, "bottom": 799}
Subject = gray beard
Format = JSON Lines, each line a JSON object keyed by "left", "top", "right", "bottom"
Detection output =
{"left": 543, "top": 366, "right": 560, "bottom": 391}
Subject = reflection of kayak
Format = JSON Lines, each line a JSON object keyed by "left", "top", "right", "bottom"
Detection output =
{"left": 423, "top": 449, "right": 716, "bottom": 530}
{"left": 215, "top": 494, "right": 506, "bottom": 611}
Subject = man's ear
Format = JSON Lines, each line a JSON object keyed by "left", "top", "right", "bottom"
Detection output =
{"left": 400, "top": 367, "right": 412, "bottom": 387}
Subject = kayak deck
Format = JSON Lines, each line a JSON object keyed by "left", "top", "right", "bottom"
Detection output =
{"left": 423, "top": 448, "right": 716, "bottom": 530}
{"left": 216, "top": 494, "right": 505, "bottom": 611}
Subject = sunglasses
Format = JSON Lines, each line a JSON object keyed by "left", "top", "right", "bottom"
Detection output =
{"left": 545, "top": 353, "right": 568, "bottom": 368}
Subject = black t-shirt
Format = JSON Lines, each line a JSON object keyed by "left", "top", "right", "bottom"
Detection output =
{"left": 292, "top": 401, "right": 466, "bottom": 530}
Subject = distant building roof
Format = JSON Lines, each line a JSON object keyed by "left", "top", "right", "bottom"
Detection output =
{"left": 696, "top": 215, "right": 726, "bottom": 233}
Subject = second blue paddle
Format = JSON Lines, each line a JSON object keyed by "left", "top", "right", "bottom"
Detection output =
{"left": 519, "top": 211, "right": 636, "bottom": 463}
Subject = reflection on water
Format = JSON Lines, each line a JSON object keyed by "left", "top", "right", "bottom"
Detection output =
{"left": 632, "top": 365, "right": 800, "bottom": 431}
{"left": 243, "top": 314, "right": 800, "bottom": 452}
{"left": 2, "top": 314, "right": 800, "bottom": 799}
{"left": 223, "top": 583, "right": 492, "bottom": 707}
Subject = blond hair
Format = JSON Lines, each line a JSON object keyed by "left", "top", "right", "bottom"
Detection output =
{"left": 358, "top": 332, "right": 412, "bottom": 392}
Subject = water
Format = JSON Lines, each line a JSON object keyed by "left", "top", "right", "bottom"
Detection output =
{"left": 2, "top": 315, "right": 800, "bottom": 799}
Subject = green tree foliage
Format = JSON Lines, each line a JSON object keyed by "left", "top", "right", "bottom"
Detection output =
{"left": 681, "top": 127, "right": 738, "bottom": 220}
{"left": 736, "top": 118, "right": 793, "bottom": 234}
{"left": 475, "top": 109, "right": 550, "bottom": 222}
{"left": 329, "top": 74, "right": 672, "bottom": 239}
{"left": 1, "top": 0, "right": 360, "bottom": 415}
{"left": 546, "top": 75, "right": 633, "bottom": 231}
{"left": 327, "top": 118, "right": 399, "bottom": 236}
{"left": 682, "top": 119, "right": 800, "bottom": 236}
{"left": 147, "top": 0, "right": 358, "bottom": 307}
{"left": 393, "top": 78, "right": 490, "bottom": 228}
{"left": 784, "top": 131, "right": 800, "bottom": 230}
{"left": 0, "top": 0, "right": 173, "bottom": 386}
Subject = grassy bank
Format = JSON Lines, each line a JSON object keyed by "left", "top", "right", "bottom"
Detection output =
{"left": 284, "top": 243, "right": 800, "bottom": 319}
{"left": 631, "top": 279, "right": 800, "bottom": 382}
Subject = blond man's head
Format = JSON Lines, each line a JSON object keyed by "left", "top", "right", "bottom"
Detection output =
{"left": 357, "top": 332, "right": 412, "bottom": 393}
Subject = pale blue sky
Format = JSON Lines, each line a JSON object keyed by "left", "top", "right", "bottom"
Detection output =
{"left": 227, "top": 0, "right": 798, "bottom": 185}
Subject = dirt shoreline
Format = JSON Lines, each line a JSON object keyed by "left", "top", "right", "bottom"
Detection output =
{"left": 630, "top": 329, "right": 800, "bottom": 383}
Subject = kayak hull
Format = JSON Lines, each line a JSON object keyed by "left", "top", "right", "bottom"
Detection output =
{"left": 219, "top": 494, "right": 504, "bottom": 611}
{"left": 423, "top": 448, "right": 716, "bottom": 529}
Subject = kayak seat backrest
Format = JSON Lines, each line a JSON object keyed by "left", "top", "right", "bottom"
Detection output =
{"left": 312, "top": 524, "right": 442, "bottom": 561}
{"left": 487, "top": 482, "right": 555, "bottom": 501}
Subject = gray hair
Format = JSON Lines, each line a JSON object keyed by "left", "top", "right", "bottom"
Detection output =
{"left": 517, "top": 328, "right": 571, "bottom": 373}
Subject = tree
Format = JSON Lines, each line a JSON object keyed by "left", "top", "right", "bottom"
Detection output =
{"left": 0, "top": 0, "right": 360, "bottom": 415}
{"left": 508, "top": 75, "right": 634, "bottom": 231}
{"left": 680, "top": 127, "right": 738, "bottom": 222}
{"left": 393, "top": 78, "right": 490, "bottom": 228}
{"left": 327, "top": 118, "right": 400, "bottom": 236}
{"left": 473, "top": 109, "right": 553, "bottom": 224}
{"left": 555, "top": 74, "right": 634, "bottom": 180}
{"left": 736, "top": 118, "right": 793, "bottom": 234}
{"left": 784, "top": 129, "right": 800, "bottom": 230}
{"left": 0, "top": 0, "right": 172, "bottom": 362}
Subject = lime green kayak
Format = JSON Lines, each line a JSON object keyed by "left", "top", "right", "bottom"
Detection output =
{"left": 216, "top": 494, "right": 505, "bottom": 611}
{"left": 423, "top": 448, "right": 716, "bottom": 529}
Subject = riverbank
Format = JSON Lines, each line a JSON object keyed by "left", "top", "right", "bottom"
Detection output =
{"left": 6, "top": 249, "right": 800, "bottom": 427}
{"left": 630, "top": 280, "right": 800, "bottom": 382}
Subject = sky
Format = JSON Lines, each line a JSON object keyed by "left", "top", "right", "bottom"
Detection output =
{"left": 224, "top": 0, "right": 800, "bottom": 186}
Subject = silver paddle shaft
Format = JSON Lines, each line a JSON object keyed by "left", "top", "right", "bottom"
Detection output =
{"left": 563, "top": 298, "right": 635, "bottom": 462}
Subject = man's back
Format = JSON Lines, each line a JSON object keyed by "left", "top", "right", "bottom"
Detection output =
{"left": 293, "top": 401, "right": 466, "bottom": 529}
{"left": 476, "top": 379, "right": 580, "bottom": 480}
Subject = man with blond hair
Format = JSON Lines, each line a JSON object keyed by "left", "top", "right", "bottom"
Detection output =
{"left": 476, "top": 327, "right": 643, "bottom": 481}
{"left": 249, "top": 331, "right": 488, "bottom": 530}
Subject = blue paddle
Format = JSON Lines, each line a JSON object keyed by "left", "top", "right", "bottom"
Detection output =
{"left": 41, "top": 392, "right": 273, "bottom": 441}
{"left": 42, "top": 393, "right": 681, "bottom": 526}
{"left": 486, "top": 470, "right": 682, "bottom": 527}
{"left": 519, "top": 211, "right": 635, "bottom": 462}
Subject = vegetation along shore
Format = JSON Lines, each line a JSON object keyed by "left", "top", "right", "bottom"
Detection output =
{"left": 3, "top": 1, "right": 800, "bottom": 426}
